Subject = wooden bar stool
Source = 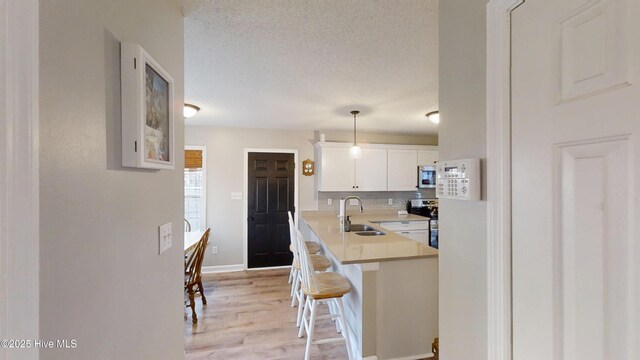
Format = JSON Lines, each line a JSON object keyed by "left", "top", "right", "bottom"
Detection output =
{"left": 288, "top": 217, "right": 337, "bottom": 333}
{"left": 287, "top": 213, "right": 331, "bottom": 307}
{"left": 287, "top": 213, "right": 321, "bottom": 285}
{"left": 294, "top": 228, "right": 354, "bottom": 360}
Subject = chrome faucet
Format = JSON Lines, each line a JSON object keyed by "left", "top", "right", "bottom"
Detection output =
{"left": 339, "top": 196, "right": 364, "bottom": 231}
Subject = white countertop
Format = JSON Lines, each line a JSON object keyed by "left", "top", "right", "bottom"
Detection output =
{"left": 301, "top": 210, "right": 438, "bottom": 264}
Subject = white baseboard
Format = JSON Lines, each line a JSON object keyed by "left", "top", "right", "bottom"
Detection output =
{"left": 201, "top": 264, "right": 245, "bottom": 274}
{"left": 388, "top": 353, "right": 434, "bottom": 360}
{"left": 247, "top": 265, "right": 291, "bottom": 271}
{"left": 361, "top": 356, "right": 379, "bottom": 360}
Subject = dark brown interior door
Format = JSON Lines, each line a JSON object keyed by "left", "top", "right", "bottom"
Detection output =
{"left": 247, "top": 152, "right": 295, "bottom": 268}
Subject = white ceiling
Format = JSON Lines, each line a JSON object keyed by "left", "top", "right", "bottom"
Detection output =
{"left": 183, "top": 0, "right": 439, "bottom": 135}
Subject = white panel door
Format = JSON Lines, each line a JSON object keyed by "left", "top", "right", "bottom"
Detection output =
{"left": 388, "top": 149, "right": 418, "bottom": 191}
{"left": 319, "top": 146, "right": 355, "bottom": 191}
{"left": 417, "top": 150, "right": 438, "bottom": 165}
{"left": 355, "top": 148, "right": 387, "bottom": 191}
{"left": 512, "top": 1, "right": 638, "bottom": 359}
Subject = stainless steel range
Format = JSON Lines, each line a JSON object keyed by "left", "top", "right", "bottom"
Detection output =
{"left": 407, "top": 198, "right": 439, "bottom": 249}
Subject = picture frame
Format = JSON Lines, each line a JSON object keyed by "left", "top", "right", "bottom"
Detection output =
{"left": 121, "top": 43, "right": 175, "bottom": 170}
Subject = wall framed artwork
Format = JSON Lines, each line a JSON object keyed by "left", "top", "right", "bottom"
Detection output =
{"left": 121, "top": 43, "right": 175, "bottom": 169}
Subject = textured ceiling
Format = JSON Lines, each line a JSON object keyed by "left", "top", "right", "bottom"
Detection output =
{"left": 183, "top": 0, "right": 439, "bottom": 135}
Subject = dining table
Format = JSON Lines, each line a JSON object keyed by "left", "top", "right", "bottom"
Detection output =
{"left": 184, "top": 230, "right": 205, "bottom": 253}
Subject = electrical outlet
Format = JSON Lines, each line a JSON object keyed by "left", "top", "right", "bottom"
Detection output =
{"left": 212, "top": 246, "right": 218, "bottom": 255}
{"left": 231, "top": 192, "right": 243, "bottom": 200}
{"left": 388, "top": 198, "right": 393, "bottom": 206}
{"left": 327, "top": 198, "right": 332, "bottom": 206}
{"left": 158, "top": 222, "right": 172, "bottom": 255}
{"left": 349, "top": 199, "right": 359, "bottom": 206}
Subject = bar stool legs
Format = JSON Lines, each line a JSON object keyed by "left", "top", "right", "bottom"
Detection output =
{"left": 336, "top": 297, "right": 354, "bottom": 360}
{"left": 298, "top": 296, "right": 354, "bottom": 360}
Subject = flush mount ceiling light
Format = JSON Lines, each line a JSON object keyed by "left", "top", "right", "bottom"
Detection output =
{"left": 349, "top": 110, "right": 362, "bottom": 159}
{"left": 426, "top": 111, "right": 440, "bottom": 124}
{"left": 183, "top": 103, "right": 200, "bottom": 118}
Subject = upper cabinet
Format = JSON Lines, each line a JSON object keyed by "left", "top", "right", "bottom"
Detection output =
{"left": 315, "top": 142, "right": 438, "bottom": 192}
{"left": 356, "top": 148, "right": 388, "bottom": 191}
{"left": 316, "top": 145, "right": 355, "bottom": 192}
{"left": 418, "top": 149, "right": 439, "bottom": 165}
{"left": 388, "top": 149, "right": 418, "bottom": 191}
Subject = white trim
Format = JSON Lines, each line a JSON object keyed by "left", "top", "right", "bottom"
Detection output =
{"left": 201, "top": 264, "right": 245, "bottom": 274}
{"left": 247, "top": 265, "right": 290, "bottom": 271}
{"left": 243, "top": 148, "right": 299, "bottom": 270}
{"left": 185, "top": 145, "right": 207, "bottom": 231}
{"left": 388, "top": 353, "right": 434, "bottom": 360}
{"left": 486, "top": 1, "right": 524, "bottom": 360}
{"left": 0, "top": 0, "right": 39, "bottom": 359}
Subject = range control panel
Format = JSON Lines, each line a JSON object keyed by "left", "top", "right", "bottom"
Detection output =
{"left": 436, "top": 158, "right": 480, "bottom": 201}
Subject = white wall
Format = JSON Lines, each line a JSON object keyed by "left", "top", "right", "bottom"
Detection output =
{"left": 186, "top": 126, "right": 437, "bottom": 267}
{"left": 39, "top": 0, "right": 184, "bottom": 359}
{"left": 438, "top": 0, "right": 488, "bottom": 359}
{"left": 185, "top": 127, "right": 316, "bottom": 267}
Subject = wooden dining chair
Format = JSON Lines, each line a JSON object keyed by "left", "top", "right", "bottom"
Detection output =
{"left": 185, "top": 228, "right": 211, "bottom": 323}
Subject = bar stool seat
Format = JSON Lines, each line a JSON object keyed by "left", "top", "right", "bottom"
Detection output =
{"left": 293, "top": 254, "right": 331, "bottom": 272}
{"left": 290, "top": 241, "right": 321, "bottom": 254}
{"left": 302, "top": 272, "right": 351, "bottom": 300}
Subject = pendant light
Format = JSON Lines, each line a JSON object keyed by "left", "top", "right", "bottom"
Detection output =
{"left": 426, "top": 110, "right": 440, "bottom": 124}
{"left": 349, "top": 110, "right": 362, "bottom": 159}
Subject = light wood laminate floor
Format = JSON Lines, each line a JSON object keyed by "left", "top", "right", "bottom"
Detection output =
{"left": 184, "top": 268, "right": 351, "bottom": 360}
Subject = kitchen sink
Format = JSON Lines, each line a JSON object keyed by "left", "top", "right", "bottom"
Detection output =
{"left": 354, "top": 230, "right": 385, "bottom": 236}
{"left": 348, "top": 224, "right": 376, "bottom": 232}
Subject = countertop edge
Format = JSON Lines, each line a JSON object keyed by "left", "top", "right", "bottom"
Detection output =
{"left": 301, "top": 211, "right": 439, "bottom": 265}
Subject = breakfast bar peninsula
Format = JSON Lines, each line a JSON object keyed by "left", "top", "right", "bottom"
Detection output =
{"left": 299, "top": 210, "right": 439, "bottom": 360}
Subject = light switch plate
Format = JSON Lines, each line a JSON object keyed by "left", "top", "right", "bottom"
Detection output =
{"left": 231, "top": 192, "right": 243, "bottom": 200}
{"left": 159, "top": 222, "right": 172, "bottom": 255}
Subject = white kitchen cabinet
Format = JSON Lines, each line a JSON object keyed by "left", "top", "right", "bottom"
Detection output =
{"left": 396, "top": 230, "right": 429, "bottom": 245}
{"left": 355, "top": 148, "right": 388, "bottom": 191}
{"left": 378, "top": 221, "right": 430, "bottom": 245}
{"left": 387, "top": 149, "right": 418, "bottom": 191}
{"left": 418, "top": 149, "right": 438, "bottom": 165}
{"left": 316, "top": 142, "right": 437, "bottom": 192}
{"left": 317, "top": 145, "right": 355, "bottom": 191}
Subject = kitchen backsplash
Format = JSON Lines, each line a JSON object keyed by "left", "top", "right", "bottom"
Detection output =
{"left": 317, "top": 189, "right": 436, "bottom": 212}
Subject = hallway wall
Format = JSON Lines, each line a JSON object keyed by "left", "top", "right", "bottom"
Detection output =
{"left": 438, "top": 0, "right": 489, "bottom": 358}
{"left": 39, "top": 0, "right": 185, "bottom": 358}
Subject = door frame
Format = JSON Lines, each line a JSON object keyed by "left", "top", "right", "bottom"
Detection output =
{"left": 243, "top": 148, "right": 299, "bottom": 270}
{"left": 486, "top": 1, "right": 524, "bottom": 359}
{"left": 0, "top": 0, "right": 40, "bottom": 359}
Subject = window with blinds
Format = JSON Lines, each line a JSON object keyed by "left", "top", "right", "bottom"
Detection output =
{"left": 184, "top": 148, "right": 206, "bottom": 231}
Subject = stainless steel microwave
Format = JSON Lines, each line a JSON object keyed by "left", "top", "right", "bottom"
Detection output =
{"left": 417, "top": 165, "right": 436, "bottom": 189}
